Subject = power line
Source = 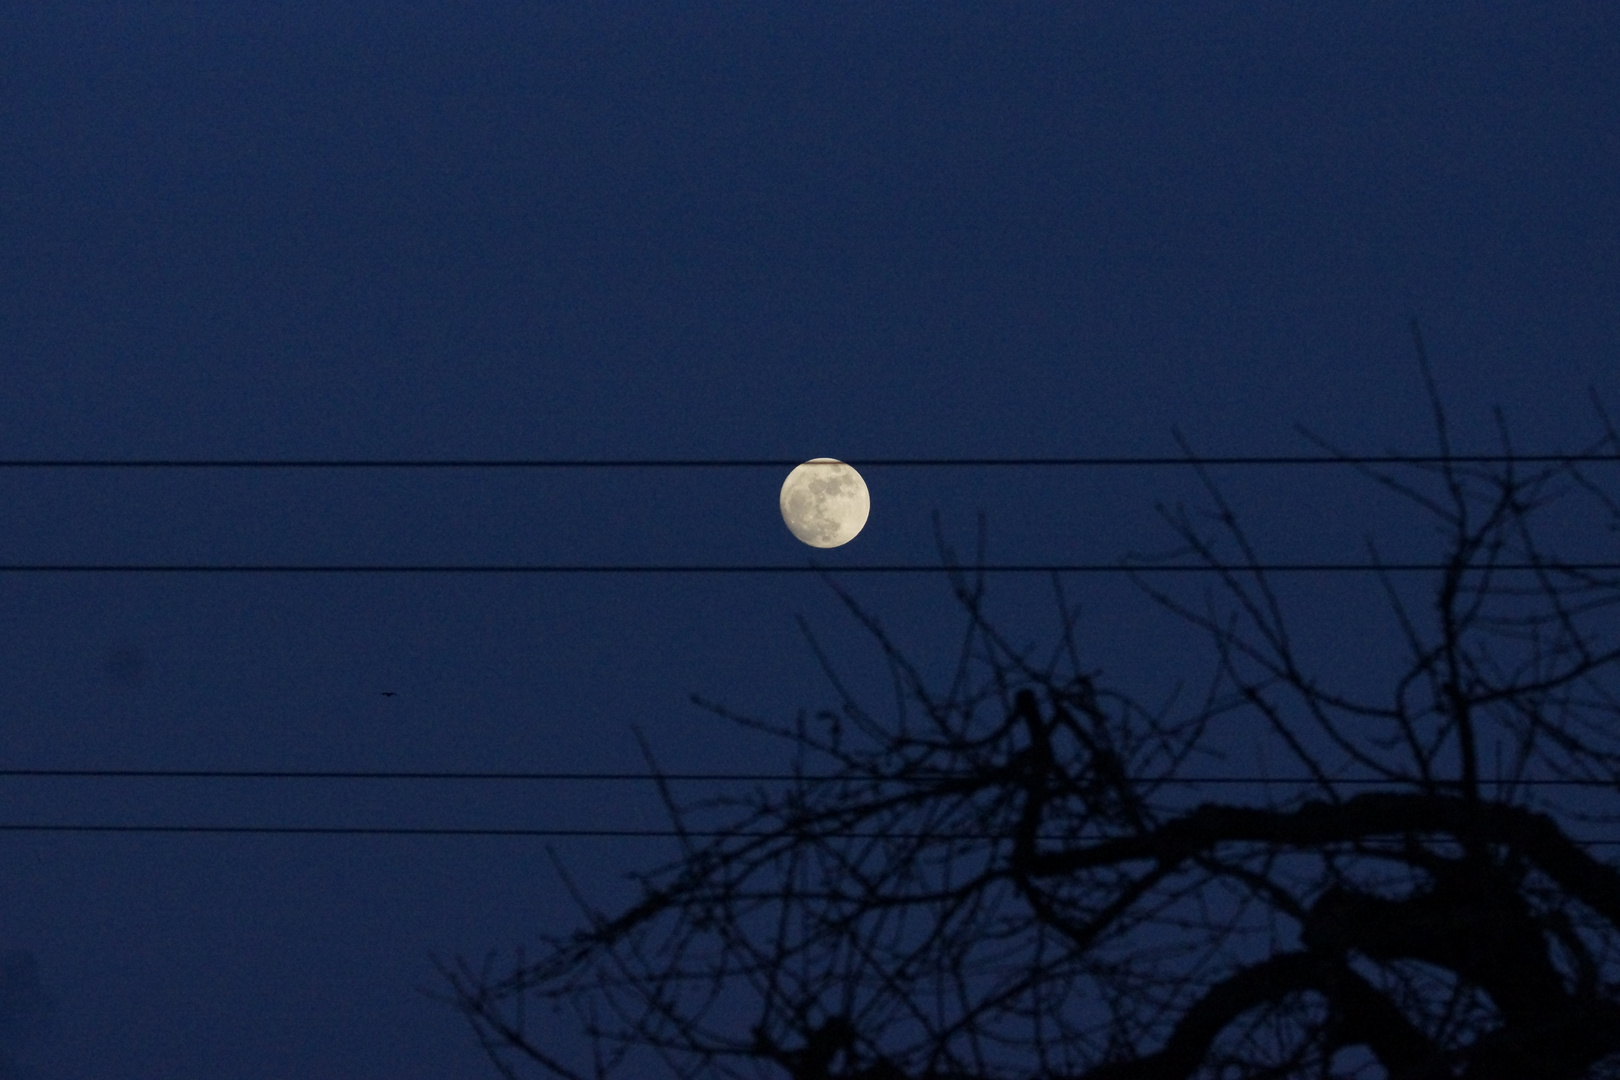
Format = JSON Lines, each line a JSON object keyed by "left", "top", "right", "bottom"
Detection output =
{"left": 0, "top": 823, "right": 1615, "bottom": 844}
{"left": 0, "top": 768, "right": 1613, "bottom": 785}
{"left": 0, "top": 768, "right": 799, "bottom": 780}
{"left": 0, "top": 454, "right": 1614, "bottom": 469}
{"left": 0, "top": 823, "right": 721, "bottom": 837}
{"left": 0, "top": 562, "right": 1615, "bottom": 574}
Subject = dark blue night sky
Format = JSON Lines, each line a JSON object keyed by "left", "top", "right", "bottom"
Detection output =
{"left": 0, "top": 3, "right": 1616, "bottom": 1076}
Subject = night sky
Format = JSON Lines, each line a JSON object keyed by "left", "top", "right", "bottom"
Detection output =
{"left": 1, "top": 3, "right": 1617, "bottom": 1077}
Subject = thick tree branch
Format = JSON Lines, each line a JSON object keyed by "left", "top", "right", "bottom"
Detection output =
{"left": 1027, "top": 792, "right": 1620, "bottom": 927}
{"left": 1076, "top": 951, "right": 1437, "bottom": 1080}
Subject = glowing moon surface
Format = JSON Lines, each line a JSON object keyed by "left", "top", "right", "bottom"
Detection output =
{"left": 779, "top": 458, "right": 870, "bottom": 548}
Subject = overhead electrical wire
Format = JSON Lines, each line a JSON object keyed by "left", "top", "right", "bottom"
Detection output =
{"left": 0, "top": 454, "right": 1615, "bottom": 469}
{"left": 0, "top": 452, "right": 1608, "bottom": 572}
{"left": 0, "top": 768, "right": 1612, "bottom": 785}
{"left": 4, "top": 775, "right": 1610, "bottom": 840}
{"left": 2, "top": 770, "right": 1608, "bottom": 840}
{"left": 0, "top": 823, "right": 1614, "bottom": 844}
{"left": 0, "top": 561, "right": 1615, "bottom": 574}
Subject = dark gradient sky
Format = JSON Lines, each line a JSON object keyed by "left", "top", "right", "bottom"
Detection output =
{"left": 0, "top": 3, "right": 1616, "bottom": 1077}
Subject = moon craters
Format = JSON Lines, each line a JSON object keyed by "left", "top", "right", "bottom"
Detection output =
{"left": 779, "top": 458, "right": 870, "bottom": 548}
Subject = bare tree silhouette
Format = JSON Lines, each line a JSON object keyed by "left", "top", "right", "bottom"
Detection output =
{"left": 444, "top": 370, "right": 1620, "bottom": 1079}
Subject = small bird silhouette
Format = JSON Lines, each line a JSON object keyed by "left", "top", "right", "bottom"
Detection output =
{"left": 380, "top": 691, "right": 396, "bottom": 697}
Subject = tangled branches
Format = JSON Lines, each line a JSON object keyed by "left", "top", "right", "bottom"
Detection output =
{"left": 444, "top": 393, "right": 1620, "bottom": 1080}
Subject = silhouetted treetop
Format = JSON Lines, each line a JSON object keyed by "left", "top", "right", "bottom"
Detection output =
{"left": 446, "top": 388, "right": 1620, "bottom": 1080}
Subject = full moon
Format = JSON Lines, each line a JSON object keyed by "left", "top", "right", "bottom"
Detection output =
{"left": 779, "top": 458, "right": 870, "bottom": 548}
